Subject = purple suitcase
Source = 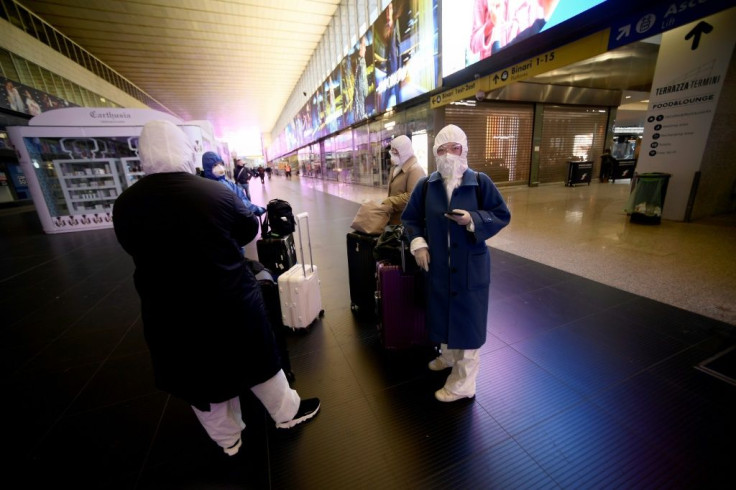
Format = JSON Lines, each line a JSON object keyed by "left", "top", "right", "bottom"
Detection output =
{"left": 375, "top": 260, "right": 428, "bottom": 349}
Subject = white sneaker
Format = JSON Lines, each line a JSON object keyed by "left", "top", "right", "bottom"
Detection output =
{"left": 223, "top": 438, "right": 242, "bottom": 456}
{"left": 435, "top": 387, "right": 475, "bottom": 402}
{"left": 275, "top": 398, "right": 320, "bottom": 429}
{"left": 428, "top": 356, "right": 454, "bottom": 371}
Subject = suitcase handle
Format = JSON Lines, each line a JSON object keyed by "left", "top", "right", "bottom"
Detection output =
{"left": 295, "top": 212, "right": 314, "bottom": 277}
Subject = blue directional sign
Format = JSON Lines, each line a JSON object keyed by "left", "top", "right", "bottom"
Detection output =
{"left": 608, "top": 0, "right": 733, "bottom": 50}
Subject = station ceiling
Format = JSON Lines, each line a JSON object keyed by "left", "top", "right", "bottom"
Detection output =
{"left": 17, "top": 0, "right": 341, "bottom": 144}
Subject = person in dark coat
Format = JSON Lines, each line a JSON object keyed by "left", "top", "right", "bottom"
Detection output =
{"left": 402, "top": 124, "right": 510, "bottom": 403}
{"left": 599, "top": 149, "right": 616, "bottom": 183}
{"left": 113, "top": 120, "right": 320, "bottom": 457}
{"left": 233, "top": 158, "right": 252, "bottom": 200}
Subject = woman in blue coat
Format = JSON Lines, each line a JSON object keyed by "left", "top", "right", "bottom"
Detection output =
{"left": 402, "top": 124, "right": 510, "bottom": 402}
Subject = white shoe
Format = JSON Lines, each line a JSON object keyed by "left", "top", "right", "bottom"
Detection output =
{"left": 428, "top": 356, "right": 454, "bottom": 371}
{"left": 275, "top": 398, "right": 320, "bottom": 429}
{"left": 435, "top": 387, "right": 475, "bottom": 402}
{"left": 223, "top": 438, "right": 242, "bottom": 456}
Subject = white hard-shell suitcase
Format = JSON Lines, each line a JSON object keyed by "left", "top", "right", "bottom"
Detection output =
{"left": 278, "top": 212, "right": 324, "bottom": 330}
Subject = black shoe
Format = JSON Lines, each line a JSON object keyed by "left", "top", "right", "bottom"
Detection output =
{"left": 275, "top": 398, "right": 320, "bottom": 429}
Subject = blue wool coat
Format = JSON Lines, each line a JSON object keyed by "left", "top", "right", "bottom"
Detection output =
{"left": 401, "top": 170, "right": 510, "bottom": 349}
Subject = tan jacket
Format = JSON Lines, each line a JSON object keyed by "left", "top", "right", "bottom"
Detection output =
{"left": 384, "top": 156, "right": 426, "bottom": 225}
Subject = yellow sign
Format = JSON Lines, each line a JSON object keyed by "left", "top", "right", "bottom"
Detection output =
{"left": 431, "top": 30, "right": 610, "bottom": 109}
{"left": 429, "top": 79, "right": 487, "bottom": 108}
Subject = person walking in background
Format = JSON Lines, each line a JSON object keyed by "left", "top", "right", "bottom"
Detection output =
{"left": 401, "top": 124, "right": 510, "bottom": 402}
{"left": 202, "top": 152, "right": 265, "bottom": 217}
{"left": 284, "top": 164, "right": 292, "bottom": 179}
{"left": 383, "top": 135, "right": 425, "bottom": 225}
{"left": 113, "top": 120, "right": 320, "bottom": 457}
{"left": 599, "top": 149, "right": 616, "bottom": 183}
{"left": 234, "top": 158, "right": 252, "bottom": 200}
{"left": 257, "top": 165, "right": 266, "bottom": 184}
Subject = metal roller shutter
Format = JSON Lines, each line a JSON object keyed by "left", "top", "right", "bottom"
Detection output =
{"left": 446, "top": 102, "right": 533, "bottom": 185}
{"left": 539, "top": 106, "right": 608, "bottom": 184}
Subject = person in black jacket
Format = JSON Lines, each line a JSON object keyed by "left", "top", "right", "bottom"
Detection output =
{"left": 113, "top": 120, "right": 320, "bottom": 457}
{"left": 233, "top": 158, "right": 252, "bottom": 200}
{"left": 599, "top": 149, "right": 616, "bottom": 183}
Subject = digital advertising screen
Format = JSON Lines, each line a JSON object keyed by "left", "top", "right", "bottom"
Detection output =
{"left": 2, "top": 76, "right": 75, "bottom": 115}
{"left": 321, "top": 67, "right": 343, "bottom": 135}
{"left": 372, "top": 0, "right": 439, "bottom": 112}
{"left": 442, "top": 0, "right": 608, "bottom": 78}
{"left": 284, "top": 0, "right": 438, "bottom": 154}
{"left": 342, "top": 31, "right": 377, "bottom": 126}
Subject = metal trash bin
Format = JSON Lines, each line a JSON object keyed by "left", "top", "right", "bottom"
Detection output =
{"left": 566, "top": 160, "right": 593, "bottom": 186}
{"left": 625, "top": 172, "right": 671, "bottom": 224}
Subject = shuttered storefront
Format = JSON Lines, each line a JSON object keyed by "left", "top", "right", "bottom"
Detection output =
{"left": 539, "top": 106, "right": 609, "bottom": 184}
{"left": 446, "top": 102, "right": 533, "bottom": 185}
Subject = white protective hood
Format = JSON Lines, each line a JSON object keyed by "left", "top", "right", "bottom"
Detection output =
{"left": 138, "top": 120, "right": 195, "bottom": 175}
{"left": 390, "top": 134, "right": 415, "bottom": 165}
{"left": 432, "top": 124, "right": 468, "bottom": 157}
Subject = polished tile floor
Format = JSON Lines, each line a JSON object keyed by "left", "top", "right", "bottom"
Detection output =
{"left": 1, "top": 174, "right": 734, "bottom": 489}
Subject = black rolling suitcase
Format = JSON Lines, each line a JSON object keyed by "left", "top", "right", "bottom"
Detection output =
{"left": 256, "top": 216, "right": 297, "bottom": 277}
{"left": 246, "top": 259, "right": 294, "bottom": 382}
{"left": 346, "top": 231, "right": 379, "bottom": 315}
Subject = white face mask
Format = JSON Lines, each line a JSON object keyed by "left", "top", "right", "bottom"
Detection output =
{"left": 212, "top": 164, "right": 226, "bottom": 177}
{"left": 436, "top": 154, "right": 467, "bottom": 179}
{"left": 390, "top": 154, "right": 400, "bottom": 166}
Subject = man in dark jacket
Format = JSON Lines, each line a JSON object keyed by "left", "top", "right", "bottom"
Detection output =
{"left": 234, "top": 158, "right": 252, "bottom": 200}
{"left": 113, "top": 120, "right": 319, "bottom": 457}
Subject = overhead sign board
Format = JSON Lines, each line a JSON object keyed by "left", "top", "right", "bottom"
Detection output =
{"left": 431, "top": 30, "right": 609, "bottom": 108}
{"left": 635, "top": 7, "right": 736, "bottom": 220}
{"left": 607, "top": 0, "right": 733, "bottom": 49}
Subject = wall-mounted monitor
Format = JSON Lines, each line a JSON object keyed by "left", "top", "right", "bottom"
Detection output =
{"left": 442, "top": 0, "right": 607, "bottom": 78}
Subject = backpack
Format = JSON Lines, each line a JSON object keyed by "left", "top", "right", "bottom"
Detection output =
{"left": 263, "top": 199, "right": 296, "bottom": 236}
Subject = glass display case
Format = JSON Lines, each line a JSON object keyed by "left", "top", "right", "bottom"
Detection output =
{"left": 54, "top": 158, "right": 122, "bottom": 215}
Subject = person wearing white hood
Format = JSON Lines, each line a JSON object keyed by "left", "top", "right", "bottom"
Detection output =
{"left": 382, "top": 134, "right": 426, "bottom": 225}
{"left": 113, "top": 120, "right": 320, "bottom": 457}
{"left": 401, "top": 124, "right": 510, "bottom": 402}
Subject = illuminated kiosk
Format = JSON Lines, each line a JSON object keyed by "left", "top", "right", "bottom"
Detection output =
{"left": 7, "top": 108, "right": 217, "bottom": 234}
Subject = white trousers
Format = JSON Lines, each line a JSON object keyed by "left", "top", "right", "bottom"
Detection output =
{"left": 439, "top": 343, "right": 480, "bottom": 397}
{"left": 191, "top": 369, "right": 300, "bottom": 450}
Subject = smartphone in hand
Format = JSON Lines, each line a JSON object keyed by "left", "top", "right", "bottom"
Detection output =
{"left": 444, "top": 211, "right": 463, "bottom": 217}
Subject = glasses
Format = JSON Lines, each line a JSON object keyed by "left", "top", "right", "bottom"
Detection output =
{"left": 390, "top": 148, "right": 400, "bottom": 155}
{"left": 436, "top": 143, "right": 463, "bottom": 156}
